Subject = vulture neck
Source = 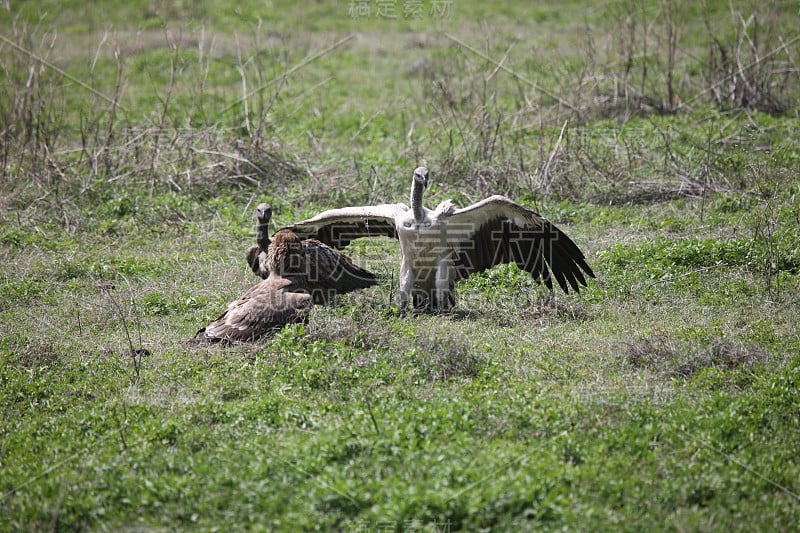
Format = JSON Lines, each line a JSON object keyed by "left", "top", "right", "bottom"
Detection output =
{"left": 256, "top": 220, "right": 271, "bottom": 249}
{"left": 411, "top": 179, "right": 425, "bottom": 225}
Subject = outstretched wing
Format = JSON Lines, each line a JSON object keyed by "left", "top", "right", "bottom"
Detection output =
{"left": 191, "top": 277, "right": 312, "bottom": 344}
{"left": 283, "top": 203, "right": 408, "bottom": 249}
{"left": 444, "top": 195, "right": 594, "bottom": 293}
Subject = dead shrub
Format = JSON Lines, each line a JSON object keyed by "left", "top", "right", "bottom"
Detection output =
{"left": 411, "top": 331, "right": 485, "bottom": 383}
{"left": 623, "top": 334, "right": 770, "bottom": 380}
{"left": 704, "top": 8, "right": 798, "bottom": 115}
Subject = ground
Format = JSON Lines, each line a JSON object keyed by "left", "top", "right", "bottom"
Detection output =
{"left": 1, "top": 0, "right": 799, "bottom": 530}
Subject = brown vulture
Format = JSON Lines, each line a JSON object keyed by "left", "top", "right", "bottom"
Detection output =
{"left": 244, "top": 202, "right": 377, "bottom": 304}
{"left": 191, "top": 229, "right": 378, "bottom": 344}
{"left": 245, "top": 202, "right": 273, "bottom": 279}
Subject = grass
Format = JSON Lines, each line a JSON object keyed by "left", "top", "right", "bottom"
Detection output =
{"left": 2, "top": 0, "right": 800, "bottom": 530}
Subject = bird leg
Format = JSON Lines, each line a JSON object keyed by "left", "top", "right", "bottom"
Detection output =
{"left": 433, "top": 258, "right": 455, "bottom": 313}
{"left": 396, "top": 259, "right": 413, "bottom": 317}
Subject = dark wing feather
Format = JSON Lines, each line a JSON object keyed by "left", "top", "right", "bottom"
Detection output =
{"left": 246, "top": 245, "right": 260, "bottom": 273}
{"left": 446, "top": 196, "right": 594, "bottom": 294}
{"left": 283, "top": 204, "right": 406, "bottom": 249}
{"left": 246, "top": 246, "right": 269, "bottom": 279}
{"left": 303, "top": 239, "right": 379, "bottom": 304}
{"left": 190, "top": 277, "right": 312, "bottom": 344}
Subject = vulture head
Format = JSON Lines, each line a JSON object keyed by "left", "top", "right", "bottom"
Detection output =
{"left": 255, "top": 203, "right": 273, "bottom": 225}
{"left": 268, "top": 230, "right": 306, "bottom": 276}
{"left": 413, "top": 166, "right": 429, "bottom": 190}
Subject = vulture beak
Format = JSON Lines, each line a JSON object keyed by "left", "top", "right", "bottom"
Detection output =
{"left": 256, "top": 203, "right": 273, "bottom": 221}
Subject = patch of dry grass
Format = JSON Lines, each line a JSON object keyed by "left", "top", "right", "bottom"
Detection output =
{"left": 623, "top": 334, "right": 770, "bottom": 380}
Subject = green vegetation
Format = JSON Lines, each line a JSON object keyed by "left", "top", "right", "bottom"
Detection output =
{"left": 2, "top": 0, "right": 799, "bottom": 530}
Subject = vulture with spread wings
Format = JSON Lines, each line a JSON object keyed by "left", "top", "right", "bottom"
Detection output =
{"left": 284, "top": 167, "right": 594, "bottom": 314}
